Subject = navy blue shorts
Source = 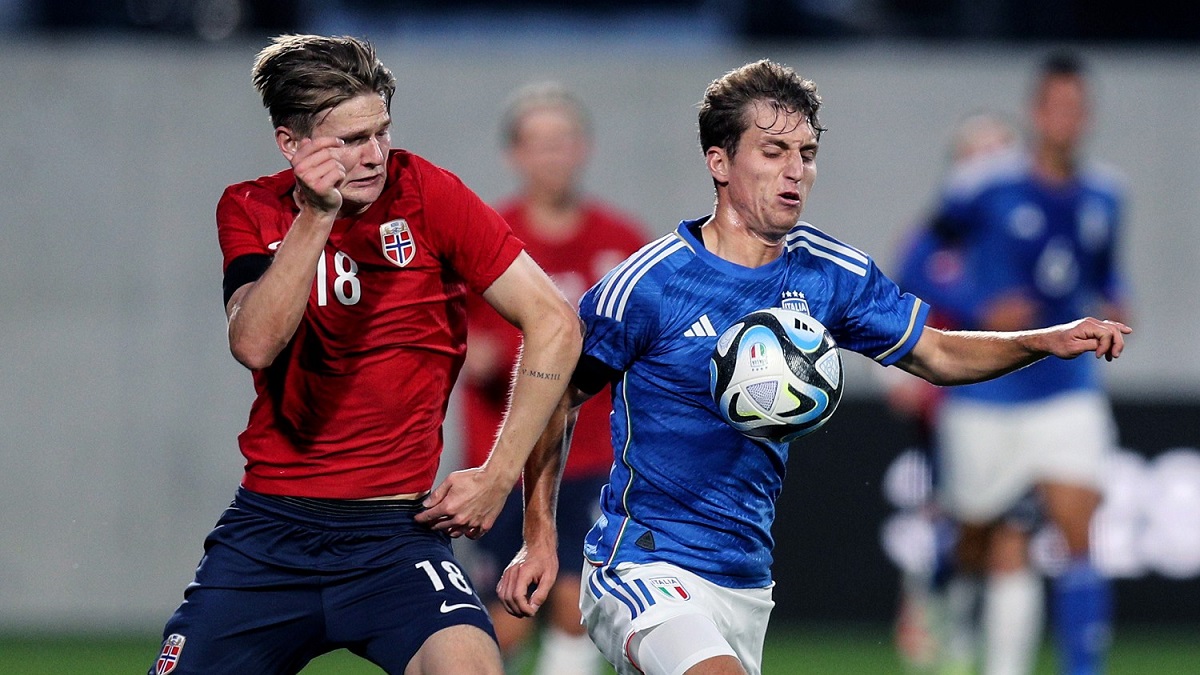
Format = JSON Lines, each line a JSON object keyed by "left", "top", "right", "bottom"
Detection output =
{"left": 151, "top": 488, "right": 495, "bottom": 675}
{"left": 471, "top": 474, "right": 606, "bottom": 602}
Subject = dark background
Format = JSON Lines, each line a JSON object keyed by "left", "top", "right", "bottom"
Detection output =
{"left": 17, "top": 0, "right": 1200, "bottom": 43}
{"left": 773, "top": 397, "right": 1200, "bottom": 625}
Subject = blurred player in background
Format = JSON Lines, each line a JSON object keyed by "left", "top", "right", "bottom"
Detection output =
{"left": 461, "top": 81, "right": 646, "bottom": 674}
{"left": 931, "top": 51, "right": 1128, "bottom": 675}
{"left": 151, "top": 34, "right": 581, "bottom": 675}
{"left": 886, "top": 111, "right": 1020, "bottom": 672}
{"left": 495, "top": 59, "right": 1130, "bottom": 675}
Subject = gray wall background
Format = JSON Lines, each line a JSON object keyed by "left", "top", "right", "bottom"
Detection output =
{"left": 1, "top": 37, "right": 1197, "bottom": 630}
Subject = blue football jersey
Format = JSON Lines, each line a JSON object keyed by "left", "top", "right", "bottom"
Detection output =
{"left": 937, "top": 150, "right": 1126, "bottom": 403}
{"left": 893, "top": 226, "right": 979, "bottom": 330}
{"left": 579, "top": 217, "right": 928, "bottom": 588}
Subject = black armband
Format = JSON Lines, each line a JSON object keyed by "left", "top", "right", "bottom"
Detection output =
{"left": 571, "top": 354, "right": 621, "bottom": 396}
{"left": 222, "top": 254, "right": 272, "bottom": 306}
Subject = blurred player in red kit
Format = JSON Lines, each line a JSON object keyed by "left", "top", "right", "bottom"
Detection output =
{"left": 461, "top": 81, "right": 646, "bottom": 674}
{"left": 150, "top": 35, "right": 581, "bottom": 675}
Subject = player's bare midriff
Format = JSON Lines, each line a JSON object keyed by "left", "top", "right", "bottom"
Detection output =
{"left": 353, "top": 491, "right": 429, "bottom": 501}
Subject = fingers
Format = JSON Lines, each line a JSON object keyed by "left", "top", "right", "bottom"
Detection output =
{"left": 527, "top": 572, "right": 553, "bottom": 610}
{"left": 292, "top": 137, "right": 347, "bottom": 210}
{"left": 497, "top": 565, "right": 549, "bottom": 618}
{"left": 414, "top": 479, "right": 498, "bottom": 537}
{"left": 412, "top": 483, "right": 448, "bottom": 526}
{"left": 1086, "top": 318, "right": 1130, "bottom": 361}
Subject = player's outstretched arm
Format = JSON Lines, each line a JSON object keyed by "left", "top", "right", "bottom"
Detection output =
{"left": 497, "top": 384, "right": 589, "bottom": 618}
{"left": 227, "top": 137, "right": 345, "bottom": 369}
{"left": 416, "top": 251, "right": 582, "bottom": 538}
{"left": 897, "top": 318, "right": 1132, "bottom": 386}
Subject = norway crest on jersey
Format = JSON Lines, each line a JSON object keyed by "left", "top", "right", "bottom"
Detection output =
{"left": 380, "top": 219, "right": 415, "bottom": 267}
{"left": 154, "top": 633, "right": 186, "bottom": 674}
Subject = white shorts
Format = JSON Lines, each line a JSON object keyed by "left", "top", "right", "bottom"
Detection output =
{"left": 579, "top": 561, "right": 774, "bottom": 675}
{"left": 936, "top": 390, "right": 1116, "bottom": 522}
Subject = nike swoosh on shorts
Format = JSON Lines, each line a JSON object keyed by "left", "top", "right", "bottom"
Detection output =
{"left": 440, "top": 601, "right": 483, "bottom": 614}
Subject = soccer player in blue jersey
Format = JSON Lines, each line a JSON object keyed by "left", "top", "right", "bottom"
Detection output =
{"left": 495, "top": 59, "right": 1130, "bottom": 675}
{"left": 930, "top": 52, "right": 1127, "bottom": 675}
{"left": 885, "top": 111, "right": 1020, "bottom": 672}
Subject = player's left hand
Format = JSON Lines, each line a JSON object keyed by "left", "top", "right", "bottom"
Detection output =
{"left": 496, "top": 539, "right": 558, "bottom": 618}
{"left": 415, "top": 467, "right": 510, "bottom": 539}
{"left": 1042, "top": 317, "right": 1132, "bottom": 361}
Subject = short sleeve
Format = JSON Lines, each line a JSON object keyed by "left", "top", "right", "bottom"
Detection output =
{"left": 416, "top": 160, "right": 524, "bottom": 294}
{"left": 216, "top": 184, "right": 274, "bottom": 271}
{"left": 835, "top": 257, "right": 929, "bottom": 366}
{"left": 577, "top": 266, "right": 659, "bottom": 373}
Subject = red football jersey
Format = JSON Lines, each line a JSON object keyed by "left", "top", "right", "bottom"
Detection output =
{"left": 218, "top": 150, "right": 524, "bottom": 498}
{"left": 462, "top": 199, "right": 646, "bottom": 479}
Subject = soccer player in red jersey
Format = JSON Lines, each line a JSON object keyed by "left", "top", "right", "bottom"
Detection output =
{"left": 461, "top": 82, "right": 646, "bottom": 674}
{"left": 150, "top": 35, "right": 581, "bottom": 675}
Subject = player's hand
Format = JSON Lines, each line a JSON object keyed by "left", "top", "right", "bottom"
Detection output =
{"left": 1042, "top": 317, "right": 1132, "bottom": 361}
{"left": 291, "top": 137, "right": 346, "bottom": 215}
{"left": 496, "top": 539, "right": 558, "bottom": 618}
{"left": 415, "top": 467, "right": 510, "bottom": 538}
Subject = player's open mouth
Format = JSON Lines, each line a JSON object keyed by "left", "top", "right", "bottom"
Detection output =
{"left": 779, "top": 191, "right": 801, "bottom": 205}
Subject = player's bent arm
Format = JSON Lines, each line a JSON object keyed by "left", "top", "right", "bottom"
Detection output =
{"left": 498, "top": 384, "right": 591, "bottom": 618}
{"left": 414, "top": 253, "right": 581, "bottom": 537}
{"left": 479, "top": 251, "right": 584, "bottom": 487}
{"left": 522, "top": 383, "right": 590, "bottom": 547}
{"left": 897, "top": 318, "right": 1132, "bottom": 386}
{"left": 226, "top": 206, "right": 336, "bottom": 369}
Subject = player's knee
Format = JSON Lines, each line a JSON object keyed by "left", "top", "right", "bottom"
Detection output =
{"left": 631, "top": 613, "right": 744, "bottom": 675}
{"left": 987, "top": 525, "right": 1030, "bottom": 573}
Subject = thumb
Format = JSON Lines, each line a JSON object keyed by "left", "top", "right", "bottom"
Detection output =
{"left": 528, "top": 574, "right": 552, "bottom": 610}
{"left": 422, "top": 481, "right": 448, "bottom": 509}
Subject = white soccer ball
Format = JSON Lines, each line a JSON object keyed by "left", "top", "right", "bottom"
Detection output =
{"left": 709, "top": 308, "right": 843, "bottom": 442}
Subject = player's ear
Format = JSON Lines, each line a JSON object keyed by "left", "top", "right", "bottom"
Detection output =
{"left": 276, "top": 126, "right": 301, "bottom": 161}
{"left": 706, "top": 146, "right": 730, "bottom": 185}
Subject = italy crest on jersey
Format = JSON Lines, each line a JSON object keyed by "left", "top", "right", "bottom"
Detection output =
{"left": 154, "top": 633, "right": 186, "bottom": 674}
{"left": 648, "top": 576, "right": 691, "bottom": 601}
{"left": 380, "top": 219, "right": 415, "bottom": 267}
{"left": 781, "top": 290, "right": 810, "bottom": 314}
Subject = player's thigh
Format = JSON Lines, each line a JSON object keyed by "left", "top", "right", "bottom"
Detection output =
{"left": 580, "top": 561, "right": 772, "bottom": 675}
{"left": 986, "top": 522, "right": 1032, "bottom": 574}
{"left": 936, "top": 400, "right": 1031, "bottom": 521}
{"left": 333, "top": 541, "right": 498, "bottom": 674}
{"left": 152, "top": 546, "right": 326, "bottom": 675}
{"left": 634, "top": 613, "right": 749, "bottom": 675}
{"left": 548, "top": 570, "right": 587, "bottom": 633}
{"left": 403, "top": 624, "right": 503, "bottom": 675}
{"left": 1038, "top": 481, "right": 1102, "bottom": 553}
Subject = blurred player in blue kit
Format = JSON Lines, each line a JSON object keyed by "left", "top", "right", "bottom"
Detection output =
{"left": 885, "top": 111, "right": 1020, "bottom": 671}
{"left": 493, "top": 59, "right": 1131, "bottom": 675}
{"left": 929, "top": 52, "right": 1128, "bottom": 675}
